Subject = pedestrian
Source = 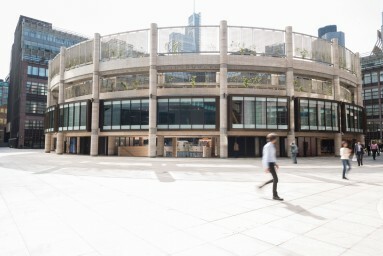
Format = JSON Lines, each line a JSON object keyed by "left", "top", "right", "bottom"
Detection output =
{"left": 354, "top": 141, "right": 364, "bottom": 166}
{"left": 258, "top": 133, "right": 283, "bottom": 201}
{"left": 233, "top": 140, "right": 239, "bottom": 158}
{"left": 290, "top": 142, "right": 298, "bottom": 164}
{"left": 340, "top": 141, "right": 351, "bottom": 180}
{"left": 371, "top": 141, "right": 379, "bottom": 160}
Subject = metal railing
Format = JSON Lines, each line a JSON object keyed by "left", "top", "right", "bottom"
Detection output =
{"left": 338, "top": 45, "right": 357, "bottom": 74}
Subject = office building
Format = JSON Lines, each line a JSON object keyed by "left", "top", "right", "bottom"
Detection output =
{"left": 360, "top": 12, "right": 383, "bottom": 144}
{"left": 0, "top": 77, "right": 9, "bottom": 144}
{"left": 7, "top": 16, "right": 87, "bottom": 148}
{"left": 44, "top": 21, "right": 364, "bottom": 158}
{"left": 318, "top": 25, "right": 345, "bottom": 47}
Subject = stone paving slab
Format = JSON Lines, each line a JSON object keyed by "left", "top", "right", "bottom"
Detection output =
{"left": 0, "top": 148, "right": 382, "bottom": 256}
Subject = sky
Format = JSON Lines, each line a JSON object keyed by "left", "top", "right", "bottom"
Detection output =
{"left": 1, "top": 0, "right": 383, "bottom": 79}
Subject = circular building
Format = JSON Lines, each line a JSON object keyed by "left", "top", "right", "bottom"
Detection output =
{"left": 44, "top": 22, "right": 365, "bottom": 158}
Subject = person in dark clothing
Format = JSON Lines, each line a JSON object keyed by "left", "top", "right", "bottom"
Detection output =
{"left": 371, "top": 141, "right": 379, "bottom": 160}
{"left": 354, "top": 141, "right": 364, "bottom": 166}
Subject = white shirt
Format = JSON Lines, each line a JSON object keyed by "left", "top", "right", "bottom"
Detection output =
{"left": 262, "top": 142, "right": 277, "bottom": 168}
{"left": 340, "top": 147, "right": 351, "bottom": 160}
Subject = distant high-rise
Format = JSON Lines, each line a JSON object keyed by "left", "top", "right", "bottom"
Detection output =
{"left": 360, "top": 12, "right": 383, "bottom": 144}
{"left": 168, "top": 12, "right": 201, "bottom": 53}
{"left": 318, "top": 25, "right": 345, "bottom": 47}
{"left": 7, "top": 16, "right": 87, "bottom": 148}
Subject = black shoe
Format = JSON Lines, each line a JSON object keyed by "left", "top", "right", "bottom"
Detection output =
{"left": 343, "top": 177, "right": 348, "bottom": 180}
{"left": 273, "top": 196, "right": 284, "bottom": 201}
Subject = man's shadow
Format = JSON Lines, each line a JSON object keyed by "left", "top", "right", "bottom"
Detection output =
{"left": 281, "top": 201, "right": 326, "bottom": 220}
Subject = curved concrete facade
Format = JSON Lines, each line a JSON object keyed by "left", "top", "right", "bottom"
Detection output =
{"left": 45, "top": 23, "right": 364, "bottom": 158}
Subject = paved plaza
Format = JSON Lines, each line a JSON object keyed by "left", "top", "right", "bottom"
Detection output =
{"left": 0, "top": 148, "right": 383, "bottom": 256}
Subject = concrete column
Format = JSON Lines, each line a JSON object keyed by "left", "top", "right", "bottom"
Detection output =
{"left": 47, "top": 61, "right": 52, "bottom": 107}
{"left": 317, "top": 138, "right": 322, "bottom": 156}
{"left": 334, "top": 133, "right": 342, "bottom": 157}
{"left": 286, "top": 26, "right": 295, "bottom": 157}
{"left": 219, "top": 20, "right": 228, "bottom": 158}
{"left": 172, "top": 137, "right": 177, "bottom": 157}
{"left": 56, "top": 47, "right": 66, "bottom": 155}
{"left": 50, "top": 136, "right": 55, "bottom": 151}
{"left": 149, "top": 23, "right": 158, "bottom": 157}
{"left": 77, "top": 137, "right": 81, "bottom": 154}
{"left": 90, "top": 33, "right": 101, "bottom": 156}
{"left": 108, "top": 136, "right": 115, "bottom": 155}
{"left": 139, "top": 137, "right": 143, "bottom": 146}
{"left": 157, "top": 135, "right": 164, "bottom": 156}
{"left": 355, "top": 53, "right": 363, "bottom": 106}
{"left": 44, "top": 134, "right": 51, "bottom": 153}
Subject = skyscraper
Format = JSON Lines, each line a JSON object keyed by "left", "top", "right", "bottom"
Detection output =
{"left": 7, "top": 16, "right": 87, "bottom": 148}
{"left": 318, "top": 25, "right": 345, "bottom": 47}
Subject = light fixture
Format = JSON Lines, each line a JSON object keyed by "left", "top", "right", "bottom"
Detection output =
{"left": 150, "top": 93, "right": 153, "bottom": 98}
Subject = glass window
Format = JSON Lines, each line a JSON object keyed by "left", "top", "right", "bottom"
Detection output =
{"left": 244, "top": 97, "right": 255, "bottom": 128}
{"left": 68, "top": 104, "right": 74, "bottom": 130}
{"left": 27, "top": 66, "right": 33, "bottom": 75}
{"left": 364, "top": 89, "right": 371, "bottom": 100}
{"left": 277, "top": 98, "right": 288, "bottom": 129}
{"left": 300, "top": 100, "right": 309, "bottom": 130}
{"left": 168, "top": 99, "right": 180, "bottom": 129}
{"left": 112, "top": 101, "right": 121, "bottom": 129}
{"left": 32, "top": 66, "right": 38, "bottom": 76}
{"left": 372, "top": 88, "right": 379, "bottom": 99}
{"left": 191, "top": 98, "right": 204, "bottom": 129}
{"left": 267, "top": 98, "right": 278, "bottom": 129}
{"left": 39, "top": 67, "right": 46, "bottom": 77}
{"left": 74, "top": 103, "right": 80, "bottom": 129}
{"left": 103, "top": 102, "right": 112, "bottom": 129}
{"left": 309, "top": 100, "right": 317, "bottom": 130}
{"left": 332, "top": 103, "right": 338, "bottom": 130}
{"left": 141, "top": 99, "right": 149, "bottom": 128}
{"left": 130, "top": 100, "right": 141, "bottom": 129}
{"left": 80, "top": 102, "right": 87, "bottom": 129}
{"left": 371, "top": 72, "right": 378, "bottom": 83}
{"left": 318, "top": 101, "right": 326, "bottom": 130}
{"left": 204, "top": 98, "right": 216, "bottom": 129}
{"left": 380, "top": 72, "right": 383, "bottom": 82}
{"left": 232, "top": 97, "right": 243, "bottom": 128}
{"left": 180, "top": 98, "right": 191, "bottom": 129}
{"left": 255, "top": 97, "right": 266, "bottom": 129}
{"left": 325, "top": 102, "right": 333, "bottom": 130}
{"left": 121, "top": 100, "right": 130, "bottom": 129}
{"left": 363, "top": 73, "right": 371, "bottom": 84}
{"left": 157, "top": 99, "right": 168, "bottom": 129}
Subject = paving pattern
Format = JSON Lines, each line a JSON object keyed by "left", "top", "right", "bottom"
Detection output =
{"left": 0, "top": 148, "right": 383, "bottom": 256}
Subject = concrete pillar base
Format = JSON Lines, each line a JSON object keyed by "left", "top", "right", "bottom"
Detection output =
{"left": 172, "top": 137, "right": 177, "bottom": 157}
{"left": 56, "top": 133, "right": 64, "bottom": 154}
{"left": 157, "top": 136, "right": 164, "bottom": 157}
{"left": 108, "top": 136, "right": 115, "bottom": 156}
{"left": 90, "top": 134, "right": 98, "bottom": 156}
{"left": 219, "top": 133, "right": 228, "bottom": 158}
{"left": 44, "top": 134, "right": 51, "bottom": 153}
{"left": 148, "top": 134, "right": 156, "bottom": 157}
{"left": 317, "top": 138, "right": 322, "bottom": 156}
{"left": 334, "top": 133, "right": 342, "bottom": 157}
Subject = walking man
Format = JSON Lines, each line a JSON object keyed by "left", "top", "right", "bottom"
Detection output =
{"left": 354, "top": 141, "right": 364, "bottom": 166}
{"left": 290, "top": 142, "right": 298, "bottom": 164}
{"left": 258, "top": 133, "right": 283, "bottom": 201}
{"left": 371, "top": 141, "right": 379, "bottom": 160}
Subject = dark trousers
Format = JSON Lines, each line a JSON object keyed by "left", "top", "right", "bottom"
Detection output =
{"left": 372, "top": 150, "right": 377, "bottom": 160}
{"left": 356, "top": 152, "right": 363, "bottom": 166}
{"left": 260, "top": 162, "right": 279, "bottom": 197}
{"left": 292, "top": 153, "right": 297, "bottom": 164}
